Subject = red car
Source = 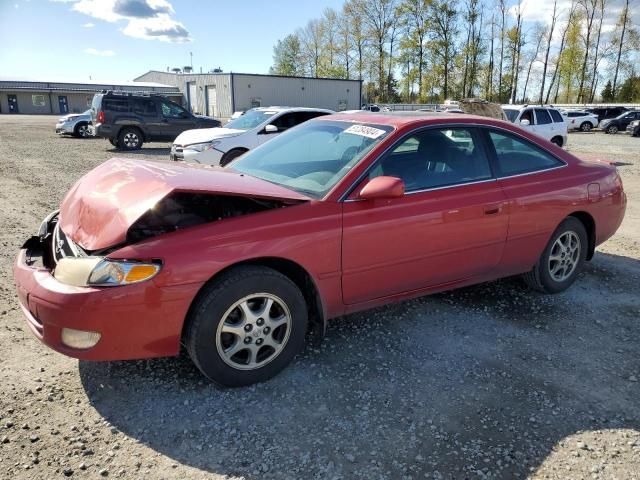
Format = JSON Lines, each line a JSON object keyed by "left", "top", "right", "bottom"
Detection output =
{"left": 14, "top": 113, "right": 626, "bottom": 386}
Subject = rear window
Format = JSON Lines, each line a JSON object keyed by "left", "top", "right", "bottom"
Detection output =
{"left": 91, "top": 94, "right": 102, "bottom": 111}
{"left": 487, "top": 130, "right": 564, "bottom": 177}
{"left": 103, "top": 98, "right": 129, "bottom": 113}
{"left": 549, "top": 109, "right": 564, "bottom": 123}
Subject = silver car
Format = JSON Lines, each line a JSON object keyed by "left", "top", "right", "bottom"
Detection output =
{"left": 55, "top": 110, "right": 93, "bottom": 138}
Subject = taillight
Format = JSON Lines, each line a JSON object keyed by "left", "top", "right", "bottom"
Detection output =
{"left": 97, "top": 111, "right": 105, "bottom": 124}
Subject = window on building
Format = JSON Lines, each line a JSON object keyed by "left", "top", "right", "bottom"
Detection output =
{"left": 32, "top": 95, "right": 46, "bottom": 107}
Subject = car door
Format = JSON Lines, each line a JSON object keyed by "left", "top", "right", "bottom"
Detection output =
{"left": 158, "top": 100, "right": 197, "bottom": 141}
{"left": 341, "top": 126, "right": 509, "bottom": 305}
{"left": 131, "top": 98, "right": 160, "bottom": 138}
{"left": 482, "top": 128, "right": 569, "bottom": 275}
{"left": 533, "top": 108, "right": 553, "bottom": 139}
{"left": 619, "top": 112, "right": 638, "bottom": 129}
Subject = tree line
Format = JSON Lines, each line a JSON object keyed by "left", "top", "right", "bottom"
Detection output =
{"left": 270, "top": 0, "right": 639, "bottom": 104}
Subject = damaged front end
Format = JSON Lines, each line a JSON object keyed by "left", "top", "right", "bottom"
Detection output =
{"left": 26, "top": 191, "right": 300, "bottom": 286}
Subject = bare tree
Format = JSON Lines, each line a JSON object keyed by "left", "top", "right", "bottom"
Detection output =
{"left": 428, "top": 0, "right": 458, "bottom": 100}
{"left": 612, "top": 0, "right": 630, "bottom": 94}
{"left": 398, "top": 0, "right": 430, "bottom": 98}
{"left": 576, "top": 0, "right": 598, "bottom": 102}
{"left": 545, "top": 0, "right": 579, "bottom": 104}
{"left": 355, "top": 0, "right": 397, "bottom": 101}
{"left": 539, "top": 0, "right": 559, "bottom": 104}
{"left": 587, "top": 0, "right": 606, "bottom": 102}
{"left": 521, "top": 23, "right": 545, "bottom": 103}
{"left": 344, "top": 1, "right": 368, "bottom": 81}
{"left": 497, "top": 0, "right": 507, "bottom": 99}
{"left": 485, "top": 13, "right": 495, "bottom": 99}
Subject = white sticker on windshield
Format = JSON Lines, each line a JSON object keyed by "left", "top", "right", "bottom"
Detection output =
{"left": 344, "top": 124, "right": 386, "bottom": 139}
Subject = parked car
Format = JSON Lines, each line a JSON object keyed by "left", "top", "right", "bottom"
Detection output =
{"left": 626, "top": 119, "right": 640, "bottom": 136}
{"left": 599, "top": 110, "right": 640, "bottom": 134}
{"left": 361, "top": 104, "right": 381, "bottom": 112}
{"left": 586, "top": 106, "right": 628, "bottom": 123}
{"left": 458, "top": 99, "right": 507, "bottom": 120}
{"left": 502, "top": 105, "right": 568, "bottom": 146}
{"left": 14, "top": 112, "right": 626, "bottom": 387}
{"left": 171, "top": 106, "right": 333, "bottom": 166}
{"left": 562, "top": 110, "right": 599, "bottom": 132}
{"left": 90, "top": 91, "right": 221, "bottom": 150}
{"left": 55, "top": 110, "right": 92, "bottom": 138}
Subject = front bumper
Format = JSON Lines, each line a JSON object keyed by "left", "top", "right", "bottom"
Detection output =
{"left": 55, "top": 122, "right": 74, "bottom": 134}
{"left": 13, "top": 220, "right": 202, "bottom": 361}
{"left": 170, "top": 145, "right": 224, "bottom": 165}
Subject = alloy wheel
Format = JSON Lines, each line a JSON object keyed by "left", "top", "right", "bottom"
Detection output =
{"left": 78, "top": 125, "right": 89, "bottom": 137}
{"left": 548, "top": 231, "right": 581, "bottom": 282}
{"left": 580, "top": 123, "right": 592, "bottom": 132}
{"left": 123, "top": 132, "right": 140, "bottom": 148}
{"left": 215, "top": 293, "right": 292, "bottom": 371}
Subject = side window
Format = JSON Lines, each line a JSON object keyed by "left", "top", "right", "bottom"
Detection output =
{"left": 161, "top": 101, "right": 188, "bottom": 118}
{"left": 565, "top": 111, "right": 580, "bottom": 119}
{"left": 370, "top": 128, "right": 492, "bottom": 192}
{"left": 271, "top": 113, "right": 298, "bottom": 131}
{"left": 487, "top": 130, "right": 563, "bottom": 177}
{"left": 296, "top": 111, "right": 330, "bottom": 124}
{"left": 534, "top": 108, "right": 552, "bottom": 125}
{"left": 520, "top": 108, "right": 533, "bottom": 124}
{"left": 103, "top": 99, "right": 129, "bottom": 113}
{"left": 132, "top": 99, "right": 157, "bottom": 117}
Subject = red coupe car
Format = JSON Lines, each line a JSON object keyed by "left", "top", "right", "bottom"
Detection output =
{"left": 14, "top": 113, "right": 626, "bottom": 386}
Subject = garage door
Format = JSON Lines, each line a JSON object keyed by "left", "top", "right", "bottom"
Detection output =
{"left": 188, "top": 82, "right": 197, "bottom": 113}
{"left": 206, "top": 86, "right": 217, "bottom": 117}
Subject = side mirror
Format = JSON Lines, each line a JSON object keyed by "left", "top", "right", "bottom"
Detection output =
{"left": 359, "top": 176, "right": 405, "bottom": 200}
{"left": 181, "top": 112, "right": 191, "bottom": 119}
{"left": 520, "top": 119, "right": 531, "bottom": 126}
{"left": 264, "top": 124, "right": 278, "bottom": 134}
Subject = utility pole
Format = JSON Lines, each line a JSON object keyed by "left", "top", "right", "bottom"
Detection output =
{"left": 190, "top": 52, "right": 193, "bottom": 69}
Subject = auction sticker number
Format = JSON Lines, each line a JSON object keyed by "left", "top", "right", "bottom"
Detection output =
{"left": 344, "top": 124, "right": 386, "bottom": 139}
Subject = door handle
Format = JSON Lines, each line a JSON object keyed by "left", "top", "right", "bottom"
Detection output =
{"left": 484, "top": 205, "right": 501, "bottom": 215}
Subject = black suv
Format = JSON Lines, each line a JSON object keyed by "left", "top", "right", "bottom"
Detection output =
{"left": 585, "top": 106, "right": 628, "bottom": 123}
{"left": 600, "top": 110, "right": 640, "bottom": 134}
{"left": 90, "top": 91, "right": 221, "bottom": 150}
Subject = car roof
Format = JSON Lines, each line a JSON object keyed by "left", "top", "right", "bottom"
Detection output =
{"left": 253, "top": 106, "right": 334, "bottom": 113}
{"left": 325, "top": 111, "right": 508, "bottom": 128}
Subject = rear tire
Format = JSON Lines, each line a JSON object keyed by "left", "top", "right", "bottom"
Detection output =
{"left": 579, "top": 122, "right": 592, "bottom": 132}
{"left": 117, "top": 127, "right": 143, "bottom": 150}
{"left": 73, "top": 122, "right": 90, "bottom": 138}
{"left": 550, "top": 136, "right": 563, "bottom": 147}
{"left": 220, "top": 148, "right": 247, "bottom": 167}
{"left": 185, "top": 266, "right": 308, "bottom": 387}
{"left": 522, "top": 217, "right": 588, "bottom": 294}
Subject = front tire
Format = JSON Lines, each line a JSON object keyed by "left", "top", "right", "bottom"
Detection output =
{"left": 579, "top": 122, "right": 592, "bottom": 132}
{"left": 607, "top": 125, "right": 619, "bottom": 134}
{"left": 74, "top": 122, "right": 91, "bottom": 138}
{"left": 185, "top": 266, "right": 308, "bottom": 387}
{"left": 220, "top": 148, "right": 247, "bottom": 167}
{"left": 522, "top": 217, "right": 587, "bottom": 294}
{"left": 117, "top": 127, "right": 143, "bottom": 150}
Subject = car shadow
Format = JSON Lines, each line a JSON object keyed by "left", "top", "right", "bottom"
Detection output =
{"left": 106, "top": 147, "right": 171, "bottom": 157}
{"left": 79, "top": 251, "right": 640, "bottom": 479}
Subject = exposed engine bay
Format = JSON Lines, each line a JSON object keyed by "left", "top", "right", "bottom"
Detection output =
{"left": 126, "top": 192, "right": 298, "bottom": 244}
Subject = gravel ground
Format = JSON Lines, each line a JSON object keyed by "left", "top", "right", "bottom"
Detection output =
{"left": 0, "top": 115, "right": 638, "bottom": 480}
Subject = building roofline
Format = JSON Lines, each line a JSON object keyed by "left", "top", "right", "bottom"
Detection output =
{"left": 135, "top": 70, "right": 363, "bottom": 83}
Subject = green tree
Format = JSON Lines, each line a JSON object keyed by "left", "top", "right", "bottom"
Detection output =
{"left": 427, "top": 0, "right": 458, "bottom": 100}
{"left": 270, "top": 34, "right": 304, "bottom": 76}
{"left": 601, "top": 80, "right": 614, "bottom": 102}
{"left": 616, "top": 76, "right": 640, "bottom": 102}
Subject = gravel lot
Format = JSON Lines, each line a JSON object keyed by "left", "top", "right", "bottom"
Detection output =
{"left": 0, "top": 115, "right": 638, "bottom": 480}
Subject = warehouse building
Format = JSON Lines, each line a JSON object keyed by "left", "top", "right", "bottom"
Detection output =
{"left": 0, "top": 77, "right": 181, "bottom": 115}
{"left": 134, "top": 70, "right": 363, "bottom": 121}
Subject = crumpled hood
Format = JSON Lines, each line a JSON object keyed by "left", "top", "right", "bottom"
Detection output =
{"left": 59, "top": 158, "right": 309, "bottom": 251}
{"left": 174, "top": 127, "right": 245, "bottom": 146}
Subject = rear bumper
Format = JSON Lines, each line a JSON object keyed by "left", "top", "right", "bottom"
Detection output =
{"left": 13, "top": 238, "right": 202, "bottom": 361}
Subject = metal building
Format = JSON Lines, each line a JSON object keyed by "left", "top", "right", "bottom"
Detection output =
{"left": 134, "top": 71, "right": 363, "bottom": 121}
{"left": 0, "top": 77, "right": 181, "bottom": 115}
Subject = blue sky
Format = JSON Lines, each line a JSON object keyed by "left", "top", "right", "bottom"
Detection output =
{"left": 0, "top": 0, "right": 345, "bottom": 82}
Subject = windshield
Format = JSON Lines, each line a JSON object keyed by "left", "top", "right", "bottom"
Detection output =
{"left": 230, "top": 120, "right": 393, "bottom": 199}
{"left": 503, "top": 109, "right": 518, "bottom": 122}
{"left": 225, "top": 109, "right": 277, "bottom": 130}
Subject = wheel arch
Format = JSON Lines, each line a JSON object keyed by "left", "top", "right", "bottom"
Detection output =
{"left": 181, "top": 257, "right": 327, "bottom": 343}
{"left": 568, "top": 211, "right": 596, "bottom": 260}
{"left": 550, "top": 135, "right": 564, "bottom": 147}
{"left": 220, "top": 147, "right": 249, "bottom": 166}
{"left": 118, "top": 124, "right": 147, "bottom": 142}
